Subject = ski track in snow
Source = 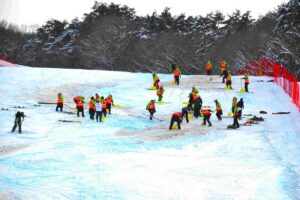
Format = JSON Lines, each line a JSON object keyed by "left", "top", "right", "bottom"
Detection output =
{"left": 0, "top": 66, "right": 300, "bottom": 200}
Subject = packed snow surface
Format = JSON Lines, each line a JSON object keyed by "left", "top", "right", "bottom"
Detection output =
{"left": 0, "top": 66, "right": 300, "bottom": 200}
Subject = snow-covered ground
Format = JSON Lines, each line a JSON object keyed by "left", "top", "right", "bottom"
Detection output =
{"left": 0, "top": 66, "right": 300, "bottom": 200}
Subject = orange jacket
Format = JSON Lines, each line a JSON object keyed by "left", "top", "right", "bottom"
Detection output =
{"left": 148, "top": 102, "right": 155, "bottom": 110}
{"left": 89, "top": 101, "right": 95, "bottom": 110}
{"left": 77, "top": 99, "right": 84, "bottom": 108}
{"left": 173, "top": 112, "right": 182, "bottom": 117}
{"left": 220, "top": 62, "right": 226, "bottom": 69}
{"left": 157, "top": 89, "right": 164, "bottom": 96}
{"left": 57, "top": 96, "right": 63, "bottom": 105}
{"left": 173, "top": 69, "right": 180, "bottom": 77}
{"left": 102, "top": 100, "right": 107, "bottom": 109}
{"left": 202, "top": 109, "right": 211, "bottom": 116}
{"left": 206, "top": 63, "right": 212, "bottom": 71}
{"left": 106, "top": 96, "right": 113, "bottom": 104}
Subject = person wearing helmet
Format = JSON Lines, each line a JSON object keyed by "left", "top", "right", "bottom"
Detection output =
{"left": 206, "top": 61, "right": 212, "bottom": 75}
{"left": 56, "top": 93, "right": 64, "bottom": 112}
{"left": 146, "top": 100, "right": 156, "bottom": 120}
{"left": 12, "top": 111, "right": 25, "bottom": 134}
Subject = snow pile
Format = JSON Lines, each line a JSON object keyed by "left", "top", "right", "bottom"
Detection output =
{"left": 0, "top": 67, "right": 300, "bottom": 199}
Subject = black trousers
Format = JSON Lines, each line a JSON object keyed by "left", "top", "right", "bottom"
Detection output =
{"left": 194, "top": 108, "right": 200, "bottom": 118}
{"left": 245, "top": 83, "right": 249, "bottom": 92}
{"left": 233, "top": 116, "right": 240, "bottom": 128}
{"left": 107, "top": 104, "right": 112, "bottom": 114}
{"left": 222, "top": 76, "right": 226, "bottom": 83}
{"left": 203, "top": 115, "right": 212, "bottom": 126}
{"left": 96, "top": 111, "right": 102, "bottom": 122}
{"left": 216, "top": 110, "right": 222, "bottom": 120}
{"left": 238, "top": 110, "right": 242, "bottom": 120}
{"left": 148, "top": 109, "right": 155, "bottom": 120}
{"left": 12, "top": 119, "right": 22, "bottom": 133}
{"left": 56, "top": 104, "right": 63, "bottom": 112}
{"left": 89, "top": 109, "right": 95, "bottom": 120}
{"left": 182, "top": 107, "right": 189, "bottom": 123}
{"left": 102, "top": 108, "right": 107, "bottom": 118}
{"left": 77, "top": 107, "right": 84, "bottom": 117}
{"left": 174, "top": 76, "right": 180, "bottom": 85}
{"left": 206, "top": 70, "right": 211, "bottom": 75}
{"left": 169, "top": 116, "right": 181, "bottom": 130}
{"left": 226, "top": 81, "right": 232, "bottom": 89}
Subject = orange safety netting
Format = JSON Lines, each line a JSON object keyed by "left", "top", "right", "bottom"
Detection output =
{"left": 238, "top": 58, "right": 300, "bottom": 111}
{"left": 0, "top": 55, "right": 14, "bottom": 64}
{"left": 273, "top": 63, "right": 300, "bottom": 111}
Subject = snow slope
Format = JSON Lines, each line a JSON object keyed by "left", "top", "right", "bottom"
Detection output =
{"left": 0, "top": 66, "right": 300, "bottom": 200}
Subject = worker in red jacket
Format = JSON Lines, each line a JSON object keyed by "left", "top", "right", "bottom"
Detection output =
{"left": 206, "top": 61, "right": 212, "bottom": 75}
{"left": 105, "top": 94, "right": 114, "bottom": 114}
{"left": 56, "top": 93, "right": 64, "bottom": 112}
{"left": 173, "top": 67, "right": 181, "bottom": 85}
{"left": 169, "top": 108, "right": 189, "bottom": 130}
{"left": 73, "top": 96, "right": 85, "bottom": 117}
{"left": 169, "top": 112, "right": 182, "bottom": 130}
{"left": 89, "top": 96, "right": 96, "bottom": 120}
{"left": 146, "top": 100, "right": 156, "bottom": 120}
{"left": 201, "top": 108, "right": 212, "bottom": 127}
{"left": 101, "top": 96, "right": 107, "bottom": 118}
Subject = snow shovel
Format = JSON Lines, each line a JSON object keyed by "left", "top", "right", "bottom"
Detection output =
{"left": 115, "top": 104, "right": 121, "bottom": 108}
{"left": 149, "top": 86, "right": 157, "bottom": 90}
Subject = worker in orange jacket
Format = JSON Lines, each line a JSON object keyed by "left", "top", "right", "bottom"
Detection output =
{"left": 89, "top": 96, "right": 96, "bottom": 120}
{"left": 56, "top": 93, "right": 64, "bottom": 112}
{"left": 206, "top": 61, "right": 212, "bottom": 75}
{"left": 201, "top": 108, "right": 212, "bottom": 127}
{"left": 220, "top": 60, "right": 226, "bottom": 76}
{"left": 105, "top": 94, "right": 114, "bottom": 114}
{"left": 73, "top": 96, "right": 85, "bottom": 117}
{"left": 173, "top": 67, "right": 181, "bottom": 85}
{"left": 101, "top": 96, "right": 107, "bottom": 118}
{"left": 169, "top": 112, "right": 182, "bottom": 130}
{"left": 146, "top": 100, "right": 156, "bottom": 120}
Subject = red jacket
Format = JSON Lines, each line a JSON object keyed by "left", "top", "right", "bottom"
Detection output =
{"left": 106, "top": 96, "right": 113, "bottom": 104}
{"left": 57, "top": 96, "right": 63, "bottom": 105}
{"left": 102, "top": 100, "right": 107, "bottom": 109}
{"left": 173, "top": 112, "right": 182, "bottom": 118}
{"left": 77, "top": 99, "right": 84, "bottom": 108}
{"left": 89, "top": 101, "right": 95, "bottom": 110}
{"left": 202, "top": 109, "right": 211, "bottom": 116}
{"left": 206, "top": 63, "right": 212, "bottom": 71}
